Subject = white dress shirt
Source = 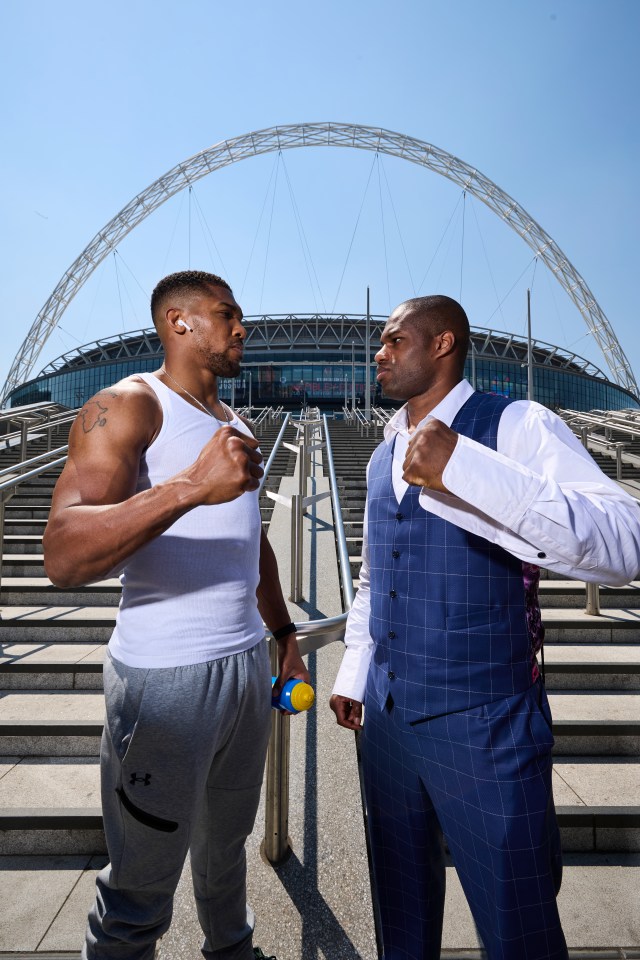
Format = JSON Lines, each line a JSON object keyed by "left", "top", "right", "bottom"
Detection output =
{"left": 333, "top": 379, "right": 640, "bottom": 703}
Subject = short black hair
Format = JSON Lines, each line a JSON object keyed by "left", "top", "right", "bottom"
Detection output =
{"left": 402, "top": 295, "right": 470, "bottom": 364}
{"left": 150, "top": 270, "right": 232, "bottom": 327}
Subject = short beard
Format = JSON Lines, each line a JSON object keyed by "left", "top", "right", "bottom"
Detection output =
{"left": 203, "top": 350, "right": 242, "bottom": 378}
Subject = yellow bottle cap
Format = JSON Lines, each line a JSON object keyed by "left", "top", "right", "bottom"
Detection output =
{"left": 290, "top": 681, "right": 315, "bottom": 712}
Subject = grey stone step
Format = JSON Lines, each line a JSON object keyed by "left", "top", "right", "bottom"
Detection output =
{"left": 0, "top": 689, "right": 636, "bottom": 755}
{"left": 0, "top": 855, "right": 639, "bottom": 956}
{"left": 0, "top": 607, "right": 115, "bottom": 642}
{"left": 0, "top": 757, "right": 638, "bottom": 855}
{"left": 543, "top": 609, "right": 640, "bottom": 643}
{"left": 543, "top": 645, "right": 640, "bottom": 690}
{"left": 0, "top": 643, "right": 106, "bottom": 689}
{"left": 2, "top": 519, "right": 48, "bottom": 536}
{"left": 539, "top": 580, "right": 640, "bottom": 609}
{"left": 550, "top": 692, "right": 640, "bottom": 755}
{"left": 1, "top": 536, "right": 44, "bottom": 554}
{"left": 0, "top": 577, "right": 121, "bottom": 606}
{"left": 3, "top": 507, "right": 50, "bottom": 520}
{"left": 0, "top": 690, "right": 104, "bottom": 756}
{"left": 1, "top": 643, "right": 638, "bottom": 692}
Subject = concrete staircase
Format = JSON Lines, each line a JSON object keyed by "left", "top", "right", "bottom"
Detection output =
{"left": 325, "top": 418, "right": 640, "bottom": 856}
{"left": 0, "top": 416, "right": 299, "bottom": 859}
{"left": 1, "top": 413, "right": 639, "bottom": 954}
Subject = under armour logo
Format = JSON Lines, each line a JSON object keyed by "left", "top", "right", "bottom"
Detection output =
{"left": 129, "top": 772, "right": 152, "bottom": 786}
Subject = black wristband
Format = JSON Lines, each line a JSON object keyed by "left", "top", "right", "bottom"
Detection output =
{"left": 272, "top": 622, "right": 297, "bottom": 641}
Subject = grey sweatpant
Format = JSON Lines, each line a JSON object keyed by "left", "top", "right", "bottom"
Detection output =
{"left": 83, "top": 640, "right": 272, "bottom": 960}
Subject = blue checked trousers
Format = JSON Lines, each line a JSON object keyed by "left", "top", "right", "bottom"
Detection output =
{"left": 360, "top": 681, "right": 568, "bottom": 960}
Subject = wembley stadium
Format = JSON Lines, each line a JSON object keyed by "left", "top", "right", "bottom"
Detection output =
{"left": 6, "top": 312, "right": 638, "bottom": 413}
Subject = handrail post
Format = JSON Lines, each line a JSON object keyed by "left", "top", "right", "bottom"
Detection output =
{"left": 289, "top": 420, "right": 312, "bottom": 601}
{"left": 585, "top": 581, "right": 601, "bottom": 615}
{"left": 20, "top": 422, "right": 29, "bottom": 461}
{"left": 290, "top": 493, "right": 304, "bottom": 602}
{"left": 0, "top": 497, "right": 5, "bottom": 609}
{"left": 263, "top": 636, "right": 291, "bottom": 863}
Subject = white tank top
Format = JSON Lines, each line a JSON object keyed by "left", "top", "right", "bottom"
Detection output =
{"left": 108, "top": 373, "right": 265, "bottom": 668}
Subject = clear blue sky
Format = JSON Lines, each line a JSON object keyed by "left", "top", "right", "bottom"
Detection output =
{"left": 2, "top": 0, "right": 639, "bottom": 398}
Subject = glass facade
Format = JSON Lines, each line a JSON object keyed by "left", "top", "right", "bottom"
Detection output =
{"left": 8, "top": 320, "right": 639, "bottom": 413}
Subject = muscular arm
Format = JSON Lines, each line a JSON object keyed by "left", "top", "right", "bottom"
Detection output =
{"left": 43, "top": 380, "right": 264, "bottom": 588}
{"left": 404, "top": 407, "right": 640, "bottom": 584}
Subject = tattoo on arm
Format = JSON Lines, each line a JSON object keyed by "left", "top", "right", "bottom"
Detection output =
{"left": 80, "top": 392, "right": 119, "bottom": 433}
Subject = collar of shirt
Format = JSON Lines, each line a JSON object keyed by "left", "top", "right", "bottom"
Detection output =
{"left": 382, "top": 378, "right": 475, "bottom": 443}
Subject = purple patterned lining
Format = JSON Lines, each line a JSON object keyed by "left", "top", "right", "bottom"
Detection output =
{"left": 522, "top": 562, "right": 545, "bottom": 681}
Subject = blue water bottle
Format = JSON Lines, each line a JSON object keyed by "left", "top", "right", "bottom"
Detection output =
{"left": 271, "top": 677, "right": 315, "bottom": 714}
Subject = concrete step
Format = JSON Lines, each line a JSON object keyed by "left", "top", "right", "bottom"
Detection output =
{"left": 2, "top": 553, "right": 47, "bottom": 568}
{"left": 0, "top": 688, "right": 636, "bottom": 756}
{"left": 0, "top": 690, "right": 104, "bottom": 755}
{"left": 549, "top": 692, "right": 640, "bottom": 755}
{"left": 0, "top": 606, "right": 115, "bottom": 642}
{"left": 0, "top": 643, "right": 106, "bottom": 689}
{"left": 0, "top": 854, "right": 638, "bottom": 956}
{"left": 1, "top": 535, "right": 44, "bottom": 554}
{"left": 0, "top": 576, "right": 121, "bottom": 606}
{"left": 543, "top": 645, "right": 640, "bottom": 689}
{"left": 3, "top": 506, "right": 50, "bottom": 520}
{"left": 0, "top": 756, "right": 637, "bottom": 855}
{"left": 2, "top": 518, "right": 48, "bottom": 536}
{"left": 0, "top": 757, "right": 102, "bottom": 854}
{"left": 3, "top": 643, "right": 636, "bottom": 691}
{"left": 539, "top": 580, "right": 640, "bottom": 609}
{"left": 543, "top": 609, "right": 640, "bottom": 643}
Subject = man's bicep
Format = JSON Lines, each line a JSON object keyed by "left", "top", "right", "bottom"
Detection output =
{"left": 52, "top": 392, "right": 153, "bottom": 509}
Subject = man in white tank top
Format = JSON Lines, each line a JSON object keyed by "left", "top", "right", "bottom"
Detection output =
{"left": 44, "top": 271, "right": 309, "bottom": 960}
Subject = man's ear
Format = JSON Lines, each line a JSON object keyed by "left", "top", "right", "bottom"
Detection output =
{"left": 166, "top": 308, "right": 189, "bottom": 334}
{"left": 435, "top": 329, "right": 456, "bottom": 357}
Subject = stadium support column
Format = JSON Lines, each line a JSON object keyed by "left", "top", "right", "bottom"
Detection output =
{"left": 365, "top": 287, "right": 371, "bottom": 421}
{"left": 527, "top": 288, "right": 534, "bottom": 403}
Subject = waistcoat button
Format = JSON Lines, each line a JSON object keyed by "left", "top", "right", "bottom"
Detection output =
{"left": 395, "top": 512, "right": 403, "bottom": 520}
{"left": 392, "top": 550, "right": 400, "bottom": 559}
{"left": 388, "top": 671, "right": 395, "bottom": 680}
{"left": 389, "top": 590, "right": 397, "bottom": 598}
{"left": 388, "top": 630, "right": 396, "bottom": 639}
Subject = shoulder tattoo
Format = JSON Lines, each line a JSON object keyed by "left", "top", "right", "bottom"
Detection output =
{"left": 80, "top": 391, "right": 119, "bottom": 433}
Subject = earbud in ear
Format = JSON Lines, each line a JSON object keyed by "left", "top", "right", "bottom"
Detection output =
{"left": 177, "top": 319, "right": 194, "bottom": 332}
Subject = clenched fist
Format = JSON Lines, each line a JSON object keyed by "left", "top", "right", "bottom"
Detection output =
{"left": 186, "top": 425, "right": 264, "bottom": 505}
{"left": 402, "top": 418, "right": 458, "bottom": 492}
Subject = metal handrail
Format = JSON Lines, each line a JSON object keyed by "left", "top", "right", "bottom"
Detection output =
{"left": 1, "top": 409, "right": 77, "bottom": 457}
{"left": 0, "top": 401, "right": 66, "bottom": 424}
{"left": 258, "top": 414, "right": 291, "bottom": 494}
{"left": 0, "top": 444, "right": 69, "bottom": 482}
{"left": 322, "top": 414, "right": 355, "bottom": 611}
{"left": 0, "top": 448, "right": 70, "bottom": 607}
{"left": 263, "top": 412, "right": 358, "bottom": 862}
{"left": 561, "top": 409, "right": 640, "bottom": 442}
{"left": 0, "top": 454, "right": 68, "bottom": 496}
{"left": 251, "top": 406, "right": 273, "bottom": 428}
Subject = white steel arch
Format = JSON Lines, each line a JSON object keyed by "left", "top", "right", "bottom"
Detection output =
{"left": 3, "top": 121, "right": 636, "bottom": 403}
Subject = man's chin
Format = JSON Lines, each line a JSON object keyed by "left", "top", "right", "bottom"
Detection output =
{"left": 214, "top": 360, "right": 242, "bottom": 378}
{"left": 381, "top": 384, "right": 405, "bottom": 401}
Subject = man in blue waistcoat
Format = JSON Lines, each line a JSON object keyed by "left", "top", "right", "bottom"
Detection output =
{"left": 330, "top": 295, "right": 640, "bottom": 960}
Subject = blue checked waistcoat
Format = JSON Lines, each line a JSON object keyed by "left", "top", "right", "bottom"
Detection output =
{"left": 366, "top": 391, "right": 534, "bottom": 724}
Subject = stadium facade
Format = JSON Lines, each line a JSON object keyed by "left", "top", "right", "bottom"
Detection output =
{"left": 7, "top": 313, "right": 638, "bottom": 413}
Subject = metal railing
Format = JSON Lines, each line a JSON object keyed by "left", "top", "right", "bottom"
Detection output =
{"left": 262, "top": 414, "right": 355, "bottom": 863}
{"left": 0, "top": 445, "right": 69, "bottom": 606}
{"left": 560, "top": 409, "right": 640, "bottom": 482}
{"left": 1, "top": 407, "right": 77, "bottom": 460}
